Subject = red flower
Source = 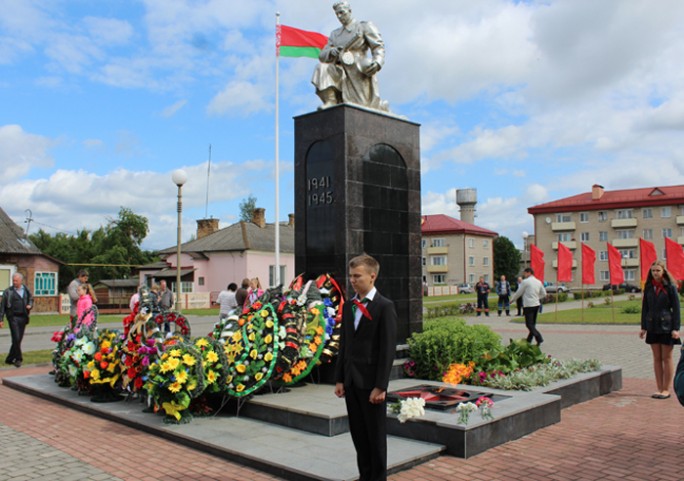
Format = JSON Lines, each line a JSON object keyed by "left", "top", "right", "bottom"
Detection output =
{"left": 94, "top": 352, "right": 103, "bottom": 362}
{"left": 100, "top": 361, "right": 109, "bottom": 369}
{"left": 134, "top": 377, "right": 144, "bottom": 390}
{"left": 127, "top": 367, "right": 137, "bottom": 379}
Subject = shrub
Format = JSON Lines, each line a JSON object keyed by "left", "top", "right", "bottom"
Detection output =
{"left": 573, "top": 290, "right": 605, "bottom": 300}
{"left": 481, "top": 358, "right": 601, "bottom": 391}
{"left": 604, "top": 297, "right": 612, "bottom": 305}
{"left": 407, "top": 319, "right": 501, "bottom": 381}
{"left": 474, "top": 339, "right": 548, "bottom": 377}
{"left": 621, "top": 305, "right": 640, "bottom": 314}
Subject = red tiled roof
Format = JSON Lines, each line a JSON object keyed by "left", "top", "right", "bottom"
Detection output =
{"left": 528, "top": 184, "right": 684, "bottom": 214}
{"left": 421, "top": 214, "right": 497, "bottom": 237}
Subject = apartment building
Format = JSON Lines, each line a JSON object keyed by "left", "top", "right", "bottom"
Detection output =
{"left": 421, "top": 214, "right": 497, "bottom": 288}
{"left": 528, "top": 184, "right": 684, "bottom": 288}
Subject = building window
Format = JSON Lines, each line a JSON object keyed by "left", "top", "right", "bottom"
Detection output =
{"left": 579, "top": 212, "right": 589, "bottom": 223}
{"left": 483, "top": 239, "right": 489, "bottom": 248}
{"left": 580, "top": 232, "right": 590, "bottom": 242}
{"left": 421, "top": 239, "right": 427, "bottom": 248}
{"left": 34, "top": 272, "right": 57, "bottom": 296}
{"left": 556, "top": 213, "right": 572, "bottom": 223}
{"left": 557, "top": 233, "right": 571, "bottom": 242}
{"left": 180, "top": 281, "right": 193, "bottom": 294}
{"left": 484, "top": 274, "right": 490, "bottom": 283}
{"left": 619, "top": 249, "right": 636, "bottom": 259}
{"left": 431, "top": 256, "right": 447, "bottom": 266}
{"left": 600, "top": 270, "right": 610, "bottom": 281}
{"left": 598, "top": 211, "right": 608, "bottom": 222}
{"left": 269, "top": 265, "right": 286, "bottom": 286}
{"left": 433, "top": 274, "right": 446, "bottom": 284}
{"left": 422, "top": 257, "right": 426, "bottom": 266}
{"left": 468, "top": 273, "right": 475, "bottom": 283}
{"left": 483, "top": 257, "right": 489, "bottom": 266}
{"left": 468, "top": 238, "right": 475, "bottom": 248}
{"left": 642, "top": 208, "right": 653, "bottom": 219}
{"left": 661, "top": 206, "right": 672, "bottom": 218}
{"left": 599, "top": 251, "right": 608, "bottom": 261}
{"left": 616, "top": 229, "right": 635, "bottom": 239}
{"left": 663, "top": 228, "right": 673, "bottom": 238}
{"left": 624, "top": 270, "right": 636, "bottom": 281}
{"left": 198, "top": 277, "right": 205, "bottom": 286}
{"left": 643, "top": 228, "right": 653, "bottom": 240}
{"left": 617, "top": 209, "right": 633, "bottom": 219}
{"left": 599, "top": 231, "right": 608, "bottom": 241}
{"left": 468, "top": 256, "right": 475, "bottom": 266}
{"left": 432, "top": 238, "right": 445, "bottom": 247}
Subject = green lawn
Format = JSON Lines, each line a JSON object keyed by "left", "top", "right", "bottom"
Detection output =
{"left": 26, "top": 307, "right": 221, "bottom": 328}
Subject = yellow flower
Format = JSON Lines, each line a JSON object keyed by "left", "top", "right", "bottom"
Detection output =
{"left": 316, "top": 326, "right": 324, "bottom": 335}
{"left": 265, "top": 319, "right": 274, "bottom": 328}
{"left": 186, "top": 379, "right": 197, "bottom": 391}
{"left": 182, "top": 354, "right": 196, "bottom": 366}
{"left": 91, "top": 369, "right": 101, "bottom": 381}
{"left": 264, "top": 352, "right": 273, "bottom": 362}
{"left": 168, "top": 349, "right": 182, "bottom": 358}
{"left": 195, "top": 338, "right": 209, "bottom": 348}
{"left": 260, "top": 309, "right": 269, "bottom": 318}
{"left": 107, "top": 362, "right": 117, "bottom": 373}
{"left": 101, "top": 340, "right": 111, "bottom": 350}
{"left": 206, "top": 351, "right": 219, "bottom": 363}
{"left": 231, "top": 332, "right": 243, "bottom": 342}
{"left": 206, "top": 370, "right": 217, "bottom": 384}
{"left": 264, "top": 334, "right": 273, "bottom": 344}
{"left": 168, "top": 381, "right": 182, "bottom": 393}
{"left": 167, "top": 357, "right": 180, "bottom": 370}
{"left": 248, "top": 332, "right": 256, "bottom": 342}
{"left": 86, "top": 360, "right": 95, "bottom": 370}
{"left": 161, "top": 353, "right": 169, "bottom": 361}
{"left": 236, "top": 384, "right": 245, "bottom": 392}
{"left": 225, "top": 375, "right": 233, "bottom": 385}
{"left": 160, "top": 360, "right": 174, "bottom": 373}
{"left": 249, "top": 349, "right": 258, "bottom": 360}
{"left": 255, "top": 372, "right": 263, "bottom": 381}
{"left": 226, "top": 352, "right": 236, "bottom": 364}
{"left": 176, "top": 370, "right": 188, "bottom": 384}
{"left": 236, "top": 364, "right": 246, "bottom": 373}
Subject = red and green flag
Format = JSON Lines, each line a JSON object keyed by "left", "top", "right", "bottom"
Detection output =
{"left": 277, "top": 25, "right": 328, "bottom": 59}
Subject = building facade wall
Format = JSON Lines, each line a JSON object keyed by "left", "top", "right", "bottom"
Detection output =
{"left": 533, "top": 205, "right": 684, "bottom": 288}
{"left": 421, "top": 233, "right": 495, "bottom": 287}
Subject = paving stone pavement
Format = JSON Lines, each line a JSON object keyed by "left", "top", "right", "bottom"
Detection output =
{"left": 1, "top": 299, "right": 683, "bottom": 480}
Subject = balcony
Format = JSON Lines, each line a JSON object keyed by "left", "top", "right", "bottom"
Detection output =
{"left": 427, "top": 264, "right": 448, "bottom": 273}
{"left": 611, "top": 218, "right": 637, "bottom": 228}
{"left": 612, "top": 238, "right": 638, "bottom": 248}
{"left": 551, "top": 241, "right": 577, "bottom": 250}
{"left": 427, "top": 246, "right": 448, "bottom": 255}
{"left": 677, "top": 236, "right": 684, "bottom": 245}
{"left": 551, "top": 222, "right": 576, "bottom": 232}
{"left": 552, "top": 259, "right": 578, "bottom": 268}
{"left": 677, "top": 216, "right": 684, "bottom": 226}
{"left": 622, "top": 258, "right": 639, "bottom": 267}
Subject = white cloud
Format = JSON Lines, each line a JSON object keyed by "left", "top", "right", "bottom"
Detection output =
{"left": 0, "top": 125, "right": 54, "bottom": 181}
{"left": 161, "top": 99, "right": 188, "bottom": 118}
{"left": 83, "top": 17, "right": 134, "bottom": 46}
{"left": 207, "top": 80, "right": 270, "bottom": 116}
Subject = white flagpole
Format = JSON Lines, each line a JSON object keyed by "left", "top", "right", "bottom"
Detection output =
{"left": 274, "top": 12, "right": 281, "bottom": 287}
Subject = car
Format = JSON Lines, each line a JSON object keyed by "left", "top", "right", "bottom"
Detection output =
{"left": 458, "top": 283, "right": 474, "bottom": 294}
{"left": 602, "top": 283, "right": 641, "bottom": 293}
{"left": 545, "top": 283, "right": 570, "bottom": 293}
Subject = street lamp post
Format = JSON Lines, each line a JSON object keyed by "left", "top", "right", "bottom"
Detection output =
{"left": 172, "top": 169, "right": 187, "bottom": 313}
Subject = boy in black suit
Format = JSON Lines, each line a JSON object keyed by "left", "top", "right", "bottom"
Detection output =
{"left": 334, "top": 254, "right": 397, "bottom": 481}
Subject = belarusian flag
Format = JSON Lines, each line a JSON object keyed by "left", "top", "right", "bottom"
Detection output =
{"left": 277, "top": 25, "right": 328, "bottom": 59}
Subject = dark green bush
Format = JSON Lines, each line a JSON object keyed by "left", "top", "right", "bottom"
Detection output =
{"left": 407, "top": 319, "right": 501, "bottom": 381}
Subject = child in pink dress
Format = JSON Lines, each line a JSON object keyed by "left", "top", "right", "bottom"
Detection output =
{"left": 76, "top": 283, "right": 96, "bottom": 328}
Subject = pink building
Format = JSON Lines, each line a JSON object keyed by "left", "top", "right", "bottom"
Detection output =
{"left": 141, "top": 208, "right": 295, "bottom": 302}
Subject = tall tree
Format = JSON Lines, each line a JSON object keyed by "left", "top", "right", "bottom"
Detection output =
{"left": 493, "top": 236, "right": 521, "bottom": 286}
{"left": 239, "top": 194, "right": 257, "bottom": 222}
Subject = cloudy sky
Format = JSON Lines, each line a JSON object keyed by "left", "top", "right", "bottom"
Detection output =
{"left": 2, "top": 0, "right": 684, "bottom": 250}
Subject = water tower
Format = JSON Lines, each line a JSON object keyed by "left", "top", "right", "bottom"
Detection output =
{"left": 456, "top": 188, "right": 477, "bottom": 224}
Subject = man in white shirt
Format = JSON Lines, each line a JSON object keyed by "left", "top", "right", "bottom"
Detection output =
{"left": 510, "top": 267, "right": 547, "bottom": 345}
{"left": 216, "top": 283, "right": 238, "bottom": 319}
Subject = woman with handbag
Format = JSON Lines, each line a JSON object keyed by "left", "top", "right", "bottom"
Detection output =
{"left": 640, "top": 260, "right": 681, "bottom": 399}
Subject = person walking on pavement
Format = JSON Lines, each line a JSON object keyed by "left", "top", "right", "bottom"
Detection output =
{"left": 158, "top": 280, "right": 174, "bottom": 311}
{"left": 1, "top": 272, "right": 33, "bottom": 367}
{"left": 639, "top": 260, "right": 681, "bottom": 399}
{"left": 475, "top": 276, "right": 491, "bottom": 316}
{"left": 496, "top": 274, "right": 511, "bottom": 316}
{"left": 510, "top": 268, "right": 546, "bottom": 345}
{"left": 514, "top": 276, "right": 524, "bottom": 316}
{"left": 216, "top": 283, "right": 238, "bottom": 320}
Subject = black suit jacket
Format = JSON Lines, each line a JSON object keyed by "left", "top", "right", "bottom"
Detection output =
{"left": 335, "top": 291, "right": 397, "bottom": 391}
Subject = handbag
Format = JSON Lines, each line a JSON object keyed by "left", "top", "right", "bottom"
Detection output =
{"left": 674, "top": 348, "right": 684, "bottom": 407}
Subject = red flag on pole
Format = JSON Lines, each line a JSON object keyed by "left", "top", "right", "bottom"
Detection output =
{"left": 557, "top": 242, "right": 572, "bottom": 282}
{"left": 639, "top": 238, "right": 657, "bottom": 284}
{"left": 607, "top": 243, "right": 624, "bottom": 285}
{"left": 530, "top": 244, "right": 545, "bottom": 283}
{"left": 581, "top": 243, "right": 596, "bottom": 285}
{"left": 277, "top": 25, "right": 328, "bottom": 58}
{"left": 665, "top": 237, "right": 684, "bottom": 280}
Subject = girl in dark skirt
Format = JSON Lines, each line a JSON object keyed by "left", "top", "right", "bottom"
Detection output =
{"left": 640, "top": 260, "right": 681, "bottom": 399}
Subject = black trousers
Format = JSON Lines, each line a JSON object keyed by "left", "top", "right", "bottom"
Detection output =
{"left": 344, "top": 385, "right": 388, "bottom": 481}
{"left": 6, "top": 316, "right": 28, "bottom": 363}
{"left": 523, "top": 306, "right": 543, "bottom": 344}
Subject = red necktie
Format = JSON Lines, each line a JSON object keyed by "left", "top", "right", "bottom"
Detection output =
{"left": 352, "top": 298, "right": 372, "bottom": 320}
